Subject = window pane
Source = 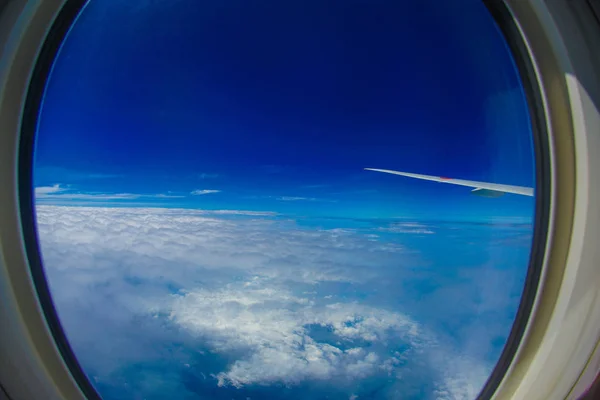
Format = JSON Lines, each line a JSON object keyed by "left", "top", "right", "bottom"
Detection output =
{"left": 33, "top": 1, "right": 535, "bottom": 399}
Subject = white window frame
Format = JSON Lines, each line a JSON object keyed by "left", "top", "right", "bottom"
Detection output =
{"left": 0, "top": 1, "right": 598, "bottom": 399}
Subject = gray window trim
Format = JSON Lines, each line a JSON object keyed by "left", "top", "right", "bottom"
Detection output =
{"left": 0, "top": 1, "right": 598, "bottom": 399}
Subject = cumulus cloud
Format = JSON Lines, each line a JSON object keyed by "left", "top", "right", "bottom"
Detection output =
{"left": 191, "top": 189, "right": 221, "bottom": 195}
{"left": 168, "top": 285, "right": 420, "bottom": 388}
{"left": 34, "top": 205, "right": 530, "bottom": 399}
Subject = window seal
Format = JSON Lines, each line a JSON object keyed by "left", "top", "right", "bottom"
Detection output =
{"left": 476, "top": 1, "right": 551, "bottom": 399}
{"left": 17, "top": 1, "right": 102, "bottom": 399}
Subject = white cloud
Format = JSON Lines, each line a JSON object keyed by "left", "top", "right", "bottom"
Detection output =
{"left": 46, "top": 192, "right": 141, "bottom": 200}
{"left": 275, "top": 196, "right": 337, "bottom": 203}
{"left": 154, "top": 192, "right": 186, "bottom": 199}
{"left": 433, "top": 355, "right": 492, "bottom": 400}
{"left": 35, "top": 184, "right": 66, "bottom": 195}
{"left": 378, "top": 222, "right": 435, "bottom": 235}
{"left": 34, "top": 205, "right": 528, "bottom": 398}
{"left": 206, "top": 209, "right": 277, "bottom": 216}
{"left": 276, "top": 196, "right": 318, "bottom": 201}
{"left": 191, "top": 189, "right": 221, "bottom": 195}
{"left": 167, "top": 285, "right": 421, "bottom": 388}
{"left": 34, "top": 185, "right": 186, "bottom": 202}
{"left": 35, "top": 206, "right": 393, "bottom": 287}
{"left": 245, "top": 195, "right": 336, "bottom": 203}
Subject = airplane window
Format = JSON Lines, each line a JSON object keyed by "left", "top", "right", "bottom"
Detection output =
{"left": 30, "top": 0, "right": 537, "bottom": 399}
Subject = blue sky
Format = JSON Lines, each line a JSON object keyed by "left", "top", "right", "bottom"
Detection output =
{"left": 34, "top": 0, "right": 535, "bottom": 221}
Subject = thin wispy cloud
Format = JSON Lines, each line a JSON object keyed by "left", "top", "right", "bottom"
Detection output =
{"left": 276, "top": 196, "right": 318, "bottom": 202}
{"left": 191, "top": 189, "right": 221, "bottom": 195}
{"left": 154, "top": 192, "right": 186, "bottom": 199}
{"left": 35, "top": 185, "right": 185, "bottom": 202}
{"left": 206, "top": 209, "right": 277, "bottom": 216}
{"left": 377, "top": 222, "right": 435, "bottom": 235}
{"left": 35, "top": 185, "right": 140, "bottom": 200}
{"left": 276, "top": 196, "right": 337, "bottom": 203}
{"left": 47, "top": 193, "right": 142, "bottom": 200}
{"left": 245, "top": 195, "right": 335, "bottom": 203}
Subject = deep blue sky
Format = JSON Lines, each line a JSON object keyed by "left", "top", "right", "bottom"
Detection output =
{"left": 35, "top": 0, "right": 535, "bottom": 221}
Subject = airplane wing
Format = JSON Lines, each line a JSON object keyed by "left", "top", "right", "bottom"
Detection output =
{"left": 365, "top": 168, "right": 534, "bottom": 197}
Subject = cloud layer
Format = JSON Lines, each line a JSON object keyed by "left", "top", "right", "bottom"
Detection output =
{"left": 35, "top": 205, "right": 531, "bottom": 399}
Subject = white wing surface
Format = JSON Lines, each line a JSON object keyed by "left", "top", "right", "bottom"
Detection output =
{"left": 365, "top": 168, "right": 534, "bottom": 197}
